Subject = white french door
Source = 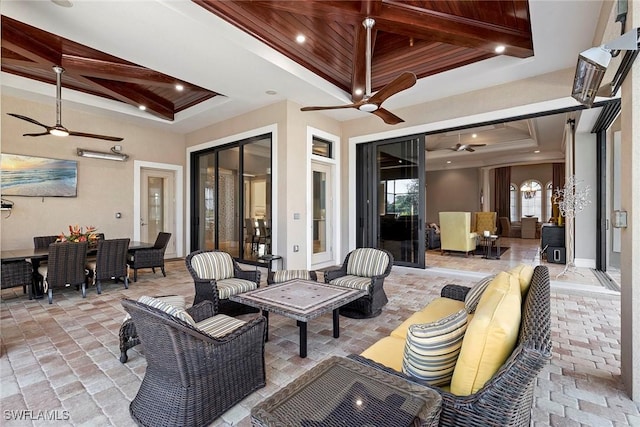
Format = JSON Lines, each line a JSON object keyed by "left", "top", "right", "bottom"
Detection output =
{"left": 140, "top": 168, "right": 177, "bottom": 258}
{"left": 311, "top": 161, "right": 333, "bottom": 265}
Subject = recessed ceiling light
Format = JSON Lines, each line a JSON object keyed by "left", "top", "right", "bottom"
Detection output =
{"left": 534, "top": 150, "right": 540, "bottom": 153}
{"left": 354, "top": 88, "right": 363, "bottom": 96}
{"left": 51, "top": 0, "right": 73, "bottom": 7}
{"left": 265, "top": 90, "right": 277, "bottom": 95}
{"left": 472, "top": 133, "right": 477, "bottom": 138}
{"left": 446, "top": 160, "right": 452, "bottom": 164}
{"left": 175, "top": 84, "right": 184, "bottom": 91}
{"left": 296, "top": 34, "right": 306, "bottom": 44}
{"left": 495, "top": 45, "right": 506, "bottom": 54}
{"left": 139, "top": 105, "right": 146, "bottom": 111}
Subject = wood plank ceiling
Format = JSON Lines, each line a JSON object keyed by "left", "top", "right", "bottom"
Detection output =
{"left": 1, "top": 1, "right": 533, "bottom": 120}
{"left": 1, "top": 15, "right": 218, "bottom": 121}
{"left": 195, "top": 0, "right": 534, "bottom": 102}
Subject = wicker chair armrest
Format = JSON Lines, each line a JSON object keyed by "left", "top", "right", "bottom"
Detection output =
{"left": 440, "top": 284, "right": 471, "bottom": 301}
{"left": 193, "top": 278, "right": 221, "bottom": 307}
{"left": 234, "top": 267, "right": 260, "bottom": 285}
{"left": 186, "top": 300, "right": 218, "bottom": 322}
{"left": 323, "top": 267, "right": 346, "bottom": 283}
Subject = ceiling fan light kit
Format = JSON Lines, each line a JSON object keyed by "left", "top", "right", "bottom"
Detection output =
{"left": 7, "top": 66, "right": 124, "bottom": 141}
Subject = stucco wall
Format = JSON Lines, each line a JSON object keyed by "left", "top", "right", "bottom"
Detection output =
{"left": 1, "top": 94, "right": 185, "bottom": 250}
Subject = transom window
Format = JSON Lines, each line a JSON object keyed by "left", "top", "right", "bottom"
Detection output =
{"left": 312, "top": 136, "right": 333, "bottom": 158}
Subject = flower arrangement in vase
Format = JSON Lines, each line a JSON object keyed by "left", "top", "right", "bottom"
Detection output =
{"left": 58, "top": 225, "right": 99, "bottom": 247}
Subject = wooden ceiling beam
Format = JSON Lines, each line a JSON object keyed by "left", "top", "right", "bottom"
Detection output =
{"left": 375, "top": 2, "right": 533, "bottom": 58}
{"left": 60, "top": 55, "right": 183, "bottom": 88}
{"left": 65, "top": 71, "right": 175, "bottom": 120}
{"left": 1, "top": 21, "right": 61, "bottom": 66}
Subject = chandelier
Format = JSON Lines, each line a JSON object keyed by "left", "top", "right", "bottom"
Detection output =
{"left": 522, "top": 180, "right": 538, "bottom": 199}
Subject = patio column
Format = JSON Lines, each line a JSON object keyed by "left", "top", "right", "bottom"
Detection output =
{"left": 620, "top": 0, "right": 640, "bottom": 402}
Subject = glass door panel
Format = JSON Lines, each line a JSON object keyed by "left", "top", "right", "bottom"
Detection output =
{"left": 312, "top": 161, "right": 333, "bottom": 264}
{"left": 217, "top": 146, "right": 240, "bottom": 257}
{"left": 242, "top": 138, "right": 272, "bottom": 260}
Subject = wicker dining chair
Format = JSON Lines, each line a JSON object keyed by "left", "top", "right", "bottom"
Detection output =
{"left": 1, "top": 260, "right": 34, "bottom": 298}
{"left": 38, "top": 242, "right": 89, "bottom": 304}
{"left": 33, "top": 235, "right": 59, "bottom": 249}
{"left": 121, "top": 297, "right": 266, "bottom": 427}
{"left": 127, "top": 232, "right": 171, "bottom": 282}
{"left": 87, "top": 238, "right": 130, "bottom": 294}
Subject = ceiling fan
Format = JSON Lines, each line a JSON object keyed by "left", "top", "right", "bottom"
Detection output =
{"left": 449, "top": 142, "right": 486, "bottom": 152}
{"left": 7, "top": 66, "right": 123, "bottom": 142}
{"left": 301, "top": 18, "right": 417, "bottom": 125}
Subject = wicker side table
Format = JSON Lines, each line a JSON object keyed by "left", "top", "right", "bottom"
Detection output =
{"left": 252, "top": 356, "right": 441, "bottom": 427}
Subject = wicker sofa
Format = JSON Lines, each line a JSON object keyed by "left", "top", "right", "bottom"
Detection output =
{"left": 349, "top": 265, "right": 551, "bottom": 426}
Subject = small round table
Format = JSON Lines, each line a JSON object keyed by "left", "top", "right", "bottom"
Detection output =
{"left": 482, "top": 235, "right": 501, "bottom": 259}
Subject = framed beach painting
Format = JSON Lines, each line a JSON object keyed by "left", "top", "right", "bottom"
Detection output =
{"left": 1, "top": 153, "right": 78, "bottom": 197}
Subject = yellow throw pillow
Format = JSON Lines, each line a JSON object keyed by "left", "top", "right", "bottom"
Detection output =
{"left": 449, "top": 272, "right": 522, "bottom": 396}
{"left": 508, "top": 264, "right": 534, "bottom": 294}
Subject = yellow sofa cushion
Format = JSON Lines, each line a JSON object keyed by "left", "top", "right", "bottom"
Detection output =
{"left": 391, "top": 297, "right": 465, "bottom": 339}
{"left": 508, "top": 264, "right": 535, "bottom": 294}
{"left": 450, "top": 272, "right": 522, "bottom": 396}
{"left": 360, "top": 336, "right": 406, "bottom": 372}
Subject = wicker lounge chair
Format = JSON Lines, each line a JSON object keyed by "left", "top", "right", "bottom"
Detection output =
{"left": 323, "top": 248, "right": 393, "bottom": 318}
{"left": 349, "top": 265, "right": 552, "bottom": 426}
{"left": 185, "top": 249, "right": 260, "bottom": 316}
{"left": 121, "top": 298, "right": 266, "bottom": 427}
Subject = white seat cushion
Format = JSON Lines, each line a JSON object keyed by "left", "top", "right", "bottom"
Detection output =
{"left": 330, "top": 275, "right": 371, "bottom": 293}
{"left": 216, "top": 278, "right": 258, "bottom": 299}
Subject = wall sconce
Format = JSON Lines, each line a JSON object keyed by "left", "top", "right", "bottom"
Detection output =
{"left": 77, "top": 146, "right": 129, "bottom": 161}
{"left": 612, "top": 210, "right": 628, "bottom": 228}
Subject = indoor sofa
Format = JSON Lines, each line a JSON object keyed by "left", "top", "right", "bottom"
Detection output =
{"left": 349, "top": 264, "right": 551, "bottom": 426}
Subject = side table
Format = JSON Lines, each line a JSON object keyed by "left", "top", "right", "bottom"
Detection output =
{"left": 482, "top": 235, "right": 501, "bottom": 259}
{"left": 251, "top": 356, "right": 441, "bottom": 426}
{"left": 257, "top": 254, "right": 283, "bottom": 276}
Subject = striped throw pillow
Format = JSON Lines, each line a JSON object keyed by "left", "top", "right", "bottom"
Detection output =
{"left": 402, "top": 308, "right": 468, "bottom": 386}
{"left": 346, "top": 248, "right": 389, "bottom": 277}
{"left": 464, "top": 275, "right": 495, "bottom": 314}
{"left": 272, "top": 269, "right": 312, "bottom": 283}
{"left": 138, "top": 295, "right": 195, "bottom": 326}
{"left": 190, "top": 252, "right": 235, "bottom": 281}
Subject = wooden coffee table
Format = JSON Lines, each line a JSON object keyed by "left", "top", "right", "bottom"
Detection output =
{"left": 251, "top": 356, "right": 442, "bottom": 426}
{"left": 230, "top": 279, "right": 366, "bottom": 358}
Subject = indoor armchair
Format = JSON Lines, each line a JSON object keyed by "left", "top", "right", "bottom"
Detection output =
{"left": 439, "top": 212, "right": 478, "bottom": 256}
{"left": 474, "top": 211, "right": 497, "bottom": 235}
{"left": 324, "top": 247, "right": 393, "bottom": 318}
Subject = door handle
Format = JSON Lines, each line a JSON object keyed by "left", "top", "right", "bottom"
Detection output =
{"left": 140, "top": 218, "right": 147, "bottom": 226}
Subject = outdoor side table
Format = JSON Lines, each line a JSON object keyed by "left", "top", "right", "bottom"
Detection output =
{"left": 251, "top": 356, "right": 441, "bottom": 427}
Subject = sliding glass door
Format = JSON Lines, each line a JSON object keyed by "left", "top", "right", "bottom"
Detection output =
{"left": 190, "top": 134, "right": 271, "bottom": 261}
{"left": 356, "top": 135, "right": 425, "bottom": 268}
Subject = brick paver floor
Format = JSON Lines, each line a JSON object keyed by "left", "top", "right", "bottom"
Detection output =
{"left": 1, "top": 258, "right": 637, "bottom": 426}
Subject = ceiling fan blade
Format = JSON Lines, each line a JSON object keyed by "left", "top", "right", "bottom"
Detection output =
{"left": 466, "top": 147, "right": 476, "bottom": 152}
{"left": 7, "top": 113, "right": 50, "bottom": 129}
{"left": 68, "top": 130, "right": 124, "bottom": 141}
{"left": 470, "top": 143, "right": 487, "bottom": 148}
{"left": 372, "top": 108, "right": 404, "bottom": 125}
{"left": 300, "top": 103, "right": 358, "bottom": 111}
{"left": 368, "top": 72, "right": 417, "bottom": 105}
{"left": 450, "top": 144, "right": 463, "bottom": 151}
{"left": 23, "top": 132, "right": 51, "bottom": 137}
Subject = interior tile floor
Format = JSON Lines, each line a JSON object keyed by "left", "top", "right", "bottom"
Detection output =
{"left": 1, "top": 240, "right": 636, "bottom": 426}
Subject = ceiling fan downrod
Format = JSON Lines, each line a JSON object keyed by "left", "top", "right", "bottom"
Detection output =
{"left": 359, "top": 17, "right": 378, "bottom": 112}
{"left": 50, "top": 66, "right": 70, "bottom": 137}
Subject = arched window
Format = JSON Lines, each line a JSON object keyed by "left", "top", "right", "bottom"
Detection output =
{"left": 545, "top": 181, "right": 553, "bottom": 222}
{"left": 510, "top": 183, "right": 518, "bottom": 221}
{"left": 520, "top": 180, "right": 542, "bottom": 219}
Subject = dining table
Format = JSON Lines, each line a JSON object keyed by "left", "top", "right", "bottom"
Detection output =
{"left": 1, "top": 241, "right": 154, "bottom": 299}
